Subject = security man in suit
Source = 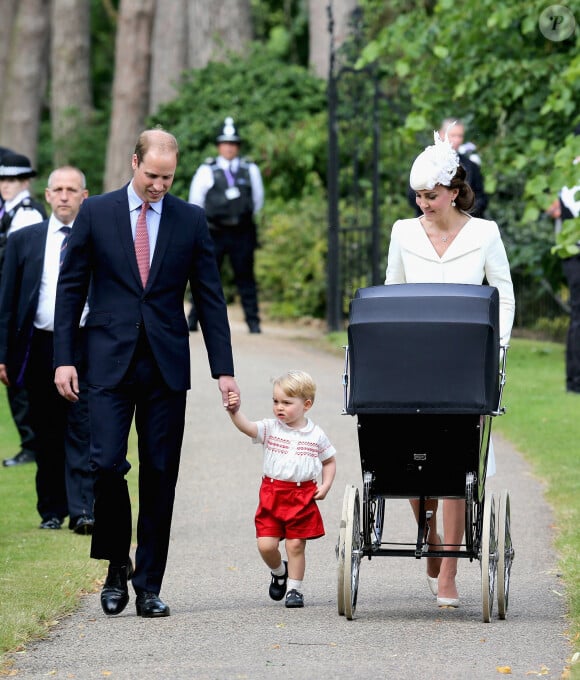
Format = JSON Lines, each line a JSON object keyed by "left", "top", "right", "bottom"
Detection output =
{"left": 54, "top": 128, "right": 240, "bottom": 619}
{"left": 188, "top": 117, "right": 264, "bottom": 334}
{"left": 0, "top": 166, "right": 94, "bottom": 532}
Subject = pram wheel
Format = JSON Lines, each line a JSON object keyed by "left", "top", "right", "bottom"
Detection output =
{"left": 336, "top": 485, "right": 352, "bottom": 615}
{"left": 497, "top": 488, "right": 514, "bottom": 619}
{"left": 481, "top": 491, "right": 497, "bottom": 622}
{"left": 344, "top": 485, "right": 361, "bottom": 620}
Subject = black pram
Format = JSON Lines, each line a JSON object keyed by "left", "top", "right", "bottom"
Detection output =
{"left": 337, "top": 283, "right": 514, "bottom": 622}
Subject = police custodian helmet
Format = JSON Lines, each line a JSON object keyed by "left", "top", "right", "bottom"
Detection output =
{"left": 216, "top": 117, "right": 241, "bottom": 144}
{"left": 0, "top": 151, "right": 37, "bottom": 179}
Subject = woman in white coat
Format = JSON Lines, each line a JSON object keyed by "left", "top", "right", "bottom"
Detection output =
{"left": 385, "top": 128, "right": 515, "bottom": 608}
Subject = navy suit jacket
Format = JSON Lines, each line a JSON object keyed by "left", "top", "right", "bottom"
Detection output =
{"left": 0, "top": 220, "right": 49, "bottom": 385}
{"left": 54, "top": 186, "right": 234, "bottom": 391}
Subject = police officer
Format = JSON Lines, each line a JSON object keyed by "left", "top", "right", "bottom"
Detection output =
{"left": 188, "top": 117, "right": 264, "bottom": 334}
{"left": 0, "top": 152, "right": 46, "bottom": 240}
{"left": 0, "top": 151, "right": 46, "bottom": 467}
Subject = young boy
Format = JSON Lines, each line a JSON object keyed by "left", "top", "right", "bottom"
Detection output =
{"left": 227, "top": 370, "right": 336, "bottom": 608}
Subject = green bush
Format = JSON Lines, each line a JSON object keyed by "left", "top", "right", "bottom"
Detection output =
{"left": 257, "top": 191, "right": 328, "bottom": 319}
{"left": 532, "top": 315, "right": 569, "bottom": 343}
{"left": 151, "top": 43, "right": 331, "bottom": 319}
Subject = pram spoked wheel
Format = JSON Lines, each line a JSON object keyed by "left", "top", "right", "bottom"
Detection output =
{"left": 344, "top": 485, "right": 361, "bottom": 619}
{"left": 336, "top": 485, "right": 351, "bottom": 615}
{"left": 497, "top": 488, "right": 514, "bottom": 619}
{"left": 481, "top": 491, "right": 497, "bottom": 623}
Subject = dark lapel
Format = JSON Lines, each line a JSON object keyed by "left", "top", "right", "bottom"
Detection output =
{"left": 147, "top": 194, "right": 175, "bottom": 289}
{"left": 112, "top": 187, "right": 142, "bottom": 288}
{"left": 27, "top": 222, "right": 48, "bottom": 283}
{"left": 21, "top": 222, "right": 48, "bottom": 324}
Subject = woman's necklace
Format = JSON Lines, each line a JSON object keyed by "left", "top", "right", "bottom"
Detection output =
{"left": 421, "top": 215, "right": 468, "bottom": 248}
{"left": 432, "top": 224, "right": 465, "bottom": 243}
{"left": 432, "top": 228, "right": 459, "bottom": 243}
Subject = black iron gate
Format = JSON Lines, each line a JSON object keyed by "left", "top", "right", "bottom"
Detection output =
{"left": 326, "top": 4, "right": 386, "bottom": 331}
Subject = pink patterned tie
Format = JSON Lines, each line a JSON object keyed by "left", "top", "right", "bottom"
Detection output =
{"left": 135, "top": 201, "right": 150, "bottom": 286}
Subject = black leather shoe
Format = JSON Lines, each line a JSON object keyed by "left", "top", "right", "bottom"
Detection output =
{"left": 135, "top": 592, "right": 171, "bottom": 618}
{"left": 269, "top": 561, "right": 288, "bottom": 601}
{"left": 3, "top": 450, "right": 36, "bottom": 467}
{"left": 70, "top": 516, "right": 95, "bottom": 535}
{"left": 100, "top": 560, "right": 134, "bottom": 616}
{"left": 248, "top": 322, "right": 261, "bottom": 334}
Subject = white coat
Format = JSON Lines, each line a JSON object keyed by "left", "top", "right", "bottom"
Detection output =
{"left": 385, "top": 216, "right": 515, "bottom": 346}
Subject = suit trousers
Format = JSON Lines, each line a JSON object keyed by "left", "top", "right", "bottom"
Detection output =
{"left": 189, "top": 226, "right": 260, "bottom": 329}
{"left": 562, "top": 254, "right": 580, "bottom": 392}
{"left": 89, "top": 328, "right": 187, "bottom": 595}
{"left": 6, "top": 384, "right": 37, "bottom": 455}
{"left": 25, "top": 329, "right": 92, "bottom": 523}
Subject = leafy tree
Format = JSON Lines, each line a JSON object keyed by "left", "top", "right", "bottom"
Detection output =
{"left": 150, "top": 42, "right": 327, "bottom": 199}
{"left": 357, "top": 0, "right": 580, "bottom": 321}
{"left": 150, "top": 42, "right": 329, "bottom": 317}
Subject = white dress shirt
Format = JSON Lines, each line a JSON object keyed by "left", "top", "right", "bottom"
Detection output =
{"left": 35, "top": 216, "right": 89, "bottom": 330}
{"left": 188, "top": 155, "right": 264, "bottom": 213}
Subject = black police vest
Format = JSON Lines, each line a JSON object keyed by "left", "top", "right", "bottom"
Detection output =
{"left": 203, "top": 159, "right": 254, "bottom": 228}
{"left": 0, "top": 196, "right": 47, "bottom": 276}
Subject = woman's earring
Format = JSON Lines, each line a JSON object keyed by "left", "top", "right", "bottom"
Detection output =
{"left": 451, "top": 200, "right": 456, "bottom": 207}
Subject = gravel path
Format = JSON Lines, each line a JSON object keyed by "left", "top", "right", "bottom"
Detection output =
{"left": 6, "top": 310, "right": 572, "bottom": 679}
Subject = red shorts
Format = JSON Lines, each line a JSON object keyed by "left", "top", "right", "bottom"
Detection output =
{"left": 255, "top": 477, "right": 325, "bottom": 540}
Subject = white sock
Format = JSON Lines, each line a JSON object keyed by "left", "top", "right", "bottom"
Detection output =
{"left": 287, "top": 579, "right": 302, "bottom": 593}
{"left": 271, "top": 562, "right": 286, "bottom": 577}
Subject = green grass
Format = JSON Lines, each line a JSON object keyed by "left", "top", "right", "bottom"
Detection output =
{"left": 0, "top": 337, "right": 579, "bottom": 676}
{"left": 0, "top": 392, "right": 137, "bottom": 672}
{"left": 0, "top": 398, "right": 99, "bottom": 660}
{"left": 493, "top": 338, "right": 580, "bottom": 675}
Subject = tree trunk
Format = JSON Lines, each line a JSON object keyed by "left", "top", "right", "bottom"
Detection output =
{"left": 309, "top": 0, "right": 358, "bottom": 80}
{"left": 104, "top": 0, "right": 156, "bottom": 192}
{"left": 0, "top": 0, "right": 19, "bottom": 130}
{"left": 50, "top": 0, "right": 93, "bottom": 166}
{"left": 0, "top": 0, "right": 50, "bottom": 166}
{"left": 149, "top": 0, "right": 188, "bottom": 114}
{"left": 187, "top": 0, "right": 253, "bottom": 69}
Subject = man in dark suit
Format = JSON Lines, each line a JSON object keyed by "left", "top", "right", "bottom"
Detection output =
{"left": 54, "top": 128, "right": 240, "bottom": 619}
{"left": 0, "top": 166, "right": 94, "bottom": 532}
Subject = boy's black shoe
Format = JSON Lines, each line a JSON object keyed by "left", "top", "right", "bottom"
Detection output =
{"left": 285, "top": 589, "right": 304, "bottom": 608}
{"left": 269, "top": 561, "right": 288, "bottom": 601}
